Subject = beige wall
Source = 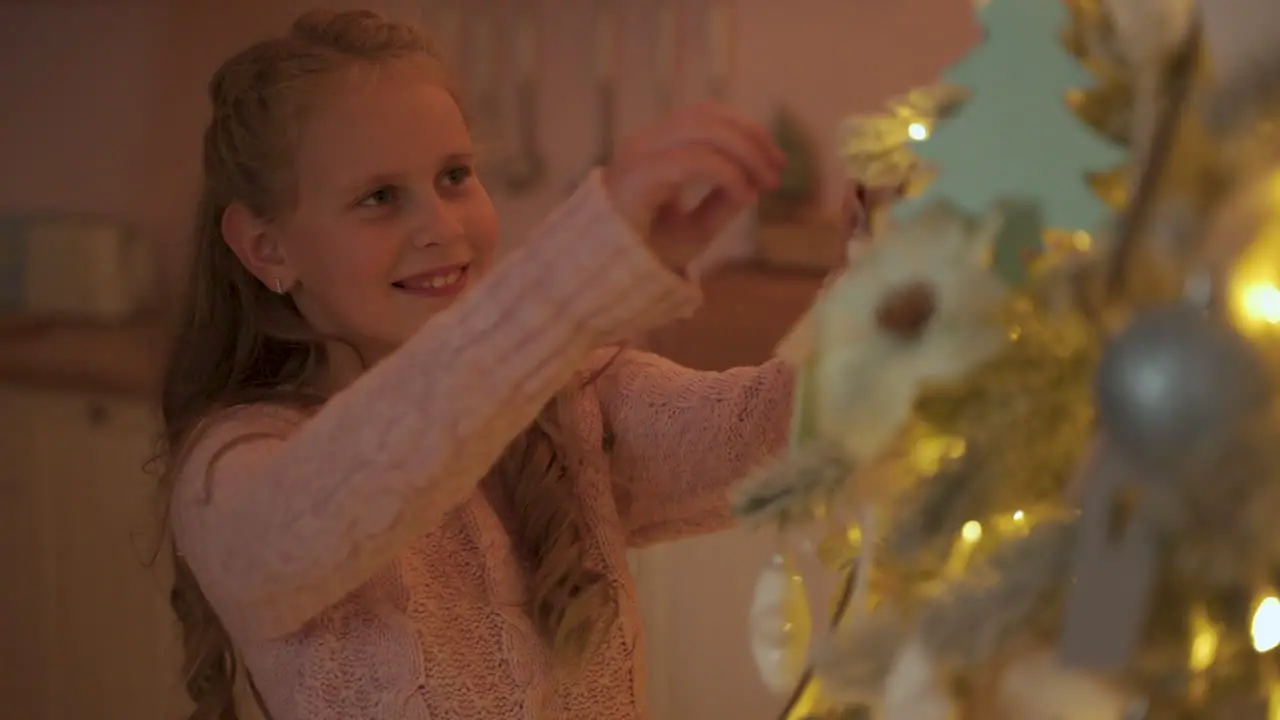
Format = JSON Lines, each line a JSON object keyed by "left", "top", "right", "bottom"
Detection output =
{"left": 0, "top": 0, "right": 975, "bottom": 305}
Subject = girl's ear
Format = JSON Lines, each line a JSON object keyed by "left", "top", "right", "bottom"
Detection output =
{"left": 221, "top": 202, "right": 294, "bottom": 290}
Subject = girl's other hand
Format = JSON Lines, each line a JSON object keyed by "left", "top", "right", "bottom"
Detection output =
{"left": 602, "top": 102, "right": 785, "bottom": 261}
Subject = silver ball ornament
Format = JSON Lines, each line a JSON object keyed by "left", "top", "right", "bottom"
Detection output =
{"left": 1095, "top": 304, "right": 1271, "bottom": 466}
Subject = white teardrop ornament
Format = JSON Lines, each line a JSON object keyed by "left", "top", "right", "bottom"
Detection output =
{"left": 749, "top": 552, "right": 813, "bottom": 694}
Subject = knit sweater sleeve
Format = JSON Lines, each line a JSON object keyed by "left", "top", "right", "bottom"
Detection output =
{"left": 596, "top": 351, "right": 793, "bottom": 547}
{"left": 169, "top": 174, "right": 700, "bottom": 640}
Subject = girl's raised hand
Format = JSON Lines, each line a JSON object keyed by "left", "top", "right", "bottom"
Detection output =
{"left": 602, "top": 102, "right": 785, "bottom": 263}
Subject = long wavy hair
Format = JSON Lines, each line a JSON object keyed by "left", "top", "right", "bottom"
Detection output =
{"left": 156, "top": 10, "right": 617, "bottom": 719}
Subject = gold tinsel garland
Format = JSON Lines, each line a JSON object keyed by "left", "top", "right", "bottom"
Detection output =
{"left": 832, "top": 17, "right": 1280, "bottom": 718}
{"left": 789, "top": 277, "right": 1102, "bottom": 717}
{"left": 876, "top": 295, "right": 1100, "bottom": 597}
{"left": 1063, "top": 0, "right": 1135, "bottom": 212}
{"left": 866, "top": 397, "right": 1280, "bottom": 716}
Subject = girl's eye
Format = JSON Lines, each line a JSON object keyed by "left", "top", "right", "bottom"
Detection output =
{"left": 438, "top": 164, "right": 473, "bottom": 188}
{"left": 358, "top": 186, "right": 398, "bottom": 207}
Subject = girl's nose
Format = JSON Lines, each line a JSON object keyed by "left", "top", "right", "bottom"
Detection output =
{"left": 408, "top": 228, "right": 443, "bottom": 248}
{"left": 409, "top": 199, "right": 464, "bottom": 248}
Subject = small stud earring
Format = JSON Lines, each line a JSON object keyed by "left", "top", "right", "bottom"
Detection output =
{"left": 273, "top": 278, "right": 285, "bottom": 294}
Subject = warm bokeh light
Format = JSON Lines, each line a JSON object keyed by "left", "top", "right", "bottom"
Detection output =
{"left": 1226, "top": 172, "right": 1280, "bottom": 337}
{"left": 1251, "top": 595, "right": 1280, "bottom": 653}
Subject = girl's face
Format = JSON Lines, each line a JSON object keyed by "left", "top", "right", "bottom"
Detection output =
{"left": 267, "top": 61, "right": 500, "bottom": 361}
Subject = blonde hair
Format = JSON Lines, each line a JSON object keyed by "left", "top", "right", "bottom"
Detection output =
{"left": 157, "top": 9, "right": 616, "bottom": 719}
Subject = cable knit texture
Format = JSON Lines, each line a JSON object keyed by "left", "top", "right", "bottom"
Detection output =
{"left": 171, "top": 174, "right": 794, "bottom": 719}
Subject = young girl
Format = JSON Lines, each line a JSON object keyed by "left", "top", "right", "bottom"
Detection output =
{"left": 161, "top": 8, "right": 794, "bottom": 720}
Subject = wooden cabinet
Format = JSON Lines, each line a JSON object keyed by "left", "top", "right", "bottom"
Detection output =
{"left": 0, "top": 387, "right": 54, "bottom": 718}
{"left": 0, "top": 385, "right": 187, "bottom": 720}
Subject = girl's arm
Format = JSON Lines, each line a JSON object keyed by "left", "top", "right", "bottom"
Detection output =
{"left": 171, "top": 175, "right": 700, "bottom": 639}
{"left": 597, "top": 351, "right": 793, "bottom": 546}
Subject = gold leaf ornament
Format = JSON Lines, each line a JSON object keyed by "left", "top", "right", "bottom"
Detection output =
{"left": 837, "top": 85, "right": 967, "bottom": 189}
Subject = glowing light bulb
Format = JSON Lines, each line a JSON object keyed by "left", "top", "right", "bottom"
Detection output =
{"left": 1012, "top": 510, "right": 1025, "bottom": 522}
{"left": 1242, "top": 284, "right": 1280, "bottom": 325}
{"left": 1224, "top": 185, "right": 1280, "bottom": 337}
{"left": 943, "top": 521, "right": 985, "bottom": 577}
{"left": 1252, "top": 596, "right": 1280, "bottom": 653}
{"left": 907, "top": 122, "right": 928, "bottom": 141}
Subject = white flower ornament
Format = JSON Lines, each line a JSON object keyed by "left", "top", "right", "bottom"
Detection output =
{"left": 814, "top": 200, "right": 1017, "bottom": 463}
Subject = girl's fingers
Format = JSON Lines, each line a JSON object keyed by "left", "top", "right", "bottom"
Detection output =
{"left": 692, "top": 101, "right": 786, "bottom": 167}
{"left": 603, "top": 104, "right": 779, "bottom": 238}
{"left": 682, "top": 184, "right": 752, "bottom": 237}
{"left": 648, "top": 144, "right": 760, "bottom": 240}
{"left": 642, "top": 143, "right": 756, "bottom": 212}
{"left": 658, "top": 101, "right": 783, "bottom": 164}
{"left": 652, "top": 127, "right": 780, "bottom": 193}
{"left": 622, "top": 104, "right": 783, "bottom": 192}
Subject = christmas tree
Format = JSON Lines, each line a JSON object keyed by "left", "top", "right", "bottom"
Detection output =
{"left": 895, "top": 0, "right": 1126, "bottom": 280}
{"left": 732, "top": 1, "right": 1280, "bottom": 717}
